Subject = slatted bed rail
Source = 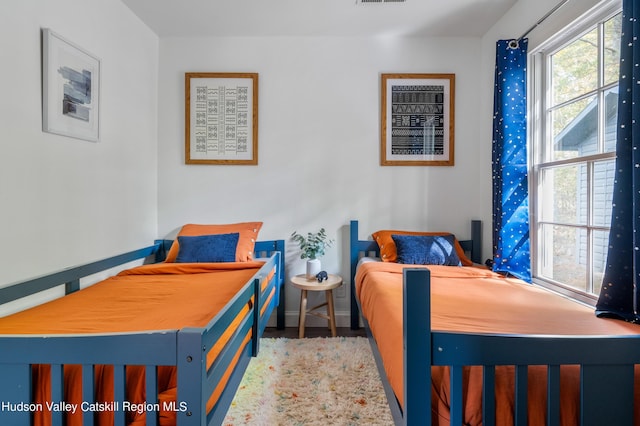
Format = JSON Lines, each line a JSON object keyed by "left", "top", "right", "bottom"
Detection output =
{"left": 156, "top": 239, "right": 286, "bottom": 330}
{"left": 178, "top": 253, "right": 281, "bottom": 426}
{"left": 404, "top": 268, "right": 640, "bottom": 426}
{"left": 0, "top": 243, "right": 163, "bottom": 305}
{"left": 0, "top": 241, "right": 284, "bottom": 426}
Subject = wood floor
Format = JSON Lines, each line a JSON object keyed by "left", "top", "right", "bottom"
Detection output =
{"left": 262, "top": 326, "right": 366, "bottom": 339}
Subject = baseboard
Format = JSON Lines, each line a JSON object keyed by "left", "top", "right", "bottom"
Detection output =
{"left": 267, "top": 310, "right": 357, "bottom": 328}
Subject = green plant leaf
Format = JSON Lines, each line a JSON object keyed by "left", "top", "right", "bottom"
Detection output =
{"left": 290, "top": 228, "right": 334, "bottom": 260}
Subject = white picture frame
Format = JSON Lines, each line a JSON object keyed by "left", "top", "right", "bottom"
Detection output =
{"left": 42, "top": 28, "right": 100, "bottom": 142}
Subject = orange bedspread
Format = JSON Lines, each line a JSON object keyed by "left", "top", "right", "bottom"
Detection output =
{"left": 355, "top": 261, "right": 640, "bottom": 425}
{"left": 0, "top": 261, "right": 265, "bottom": 426}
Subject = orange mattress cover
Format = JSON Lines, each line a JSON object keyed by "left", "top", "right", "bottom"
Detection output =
{"left": 355, "top": 261, "right": 640, "bottom": 425}
{"left": 0, "top": 261, "right": 267, "bottom": 426}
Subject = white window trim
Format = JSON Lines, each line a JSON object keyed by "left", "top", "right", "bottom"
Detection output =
{"left": 528, "top": 0, "right": 621, "bottom": 306}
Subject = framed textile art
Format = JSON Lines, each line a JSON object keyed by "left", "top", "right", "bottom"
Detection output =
{"left": 381, "top": 73, "right": 455, "bottom": 166}
{"left": 185, "top": 72, "right": 258, "bottom": 165}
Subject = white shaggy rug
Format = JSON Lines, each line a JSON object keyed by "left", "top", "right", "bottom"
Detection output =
{"left": 223, "top": 337, "right": 394, "bottom": 425}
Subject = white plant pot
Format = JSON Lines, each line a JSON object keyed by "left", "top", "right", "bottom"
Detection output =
{"left": 306, "top": 259, "right": 321, "bottom": 279}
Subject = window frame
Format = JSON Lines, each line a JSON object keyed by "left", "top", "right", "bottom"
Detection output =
{"left": 528, "top": 0, "right": 621, "bottom": 306}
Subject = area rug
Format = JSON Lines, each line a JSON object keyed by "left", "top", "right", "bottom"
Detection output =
{"left": 223, "top": 337, "right": 394, "bottom": 425}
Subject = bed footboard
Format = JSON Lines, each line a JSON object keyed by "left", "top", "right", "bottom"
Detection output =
{"left": 0, "top": 332, "right": 178, "bottom": 425}
{"left": 403, "top": 268, "right": 640, "bottom": 426}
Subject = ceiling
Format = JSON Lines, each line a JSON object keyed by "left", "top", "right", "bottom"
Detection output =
{"left": 121, "top": 0, "right": 518, "bottom": 38}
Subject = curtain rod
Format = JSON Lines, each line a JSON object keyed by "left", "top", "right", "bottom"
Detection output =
{"left": 508, "top": 0, "right": 571, "bottom": 49}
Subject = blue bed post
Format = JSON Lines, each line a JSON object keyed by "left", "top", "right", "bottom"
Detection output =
{"left": 252, "top": 277, "right": 261, "bottom": 356}
{"left": 350, "top": 220, "right": 361, "bottom": 329}
{"left": 274, "top": 241, "right": 286, "bottom": 330}
{"left": 253, "top": 239, "right": 286, "bottom": 330}
{"left": 0, "top": 364, "right": 31, "bottom": 425}
{"left": 176, "top": 329, "right": 206, "bottom": 426}
{"left": 471, "top": 220, "right": 482, "bottom": 264}
{"left": 403, "top": 268, "right": 432, "bottom": 425}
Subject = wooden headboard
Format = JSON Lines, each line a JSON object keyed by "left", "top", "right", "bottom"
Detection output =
{"left": 349, "top": 219, "right": 482, "bottom": 329}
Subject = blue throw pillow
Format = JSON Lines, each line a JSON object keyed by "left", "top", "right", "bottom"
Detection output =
{"left": 175, "top": 233, "right": 240, "bottom": 263}
{"left": 391, "top": 234, "right": 462, "bottom": 266}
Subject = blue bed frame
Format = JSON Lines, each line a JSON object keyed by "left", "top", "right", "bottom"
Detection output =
{"left": 0, "top": 238, "right": 285, "bottom": 426}
{"left": 349, "top": 220, "right": 640, "bottom": 426}
{"left": 349, "top": 219, "right": 482, "bottom": 330}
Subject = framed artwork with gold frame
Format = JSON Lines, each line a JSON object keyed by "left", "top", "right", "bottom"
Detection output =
{"left": 381, "top": 73, "right": 454, "bottom": 166}
{"left": 185, "top": 72, "right": 258, "bottom": 165}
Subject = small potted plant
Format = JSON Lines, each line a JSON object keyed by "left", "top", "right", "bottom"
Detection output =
{"left": 291, "top": 228, "right": 334, "bottom": 279}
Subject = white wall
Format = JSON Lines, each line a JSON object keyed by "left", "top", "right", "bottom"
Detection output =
{"left": 2, "top": 0, "right": 609, "bottom": 325}
{"left": 158, "top": 36, "right": 488, "bottom": 326}
{"left": 0, "top": 1, "right": 159, "bottom": 293}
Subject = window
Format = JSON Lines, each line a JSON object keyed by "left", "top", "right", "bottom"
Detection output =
{"left": 530, "top": 0, "right": 621, "bottom": 305}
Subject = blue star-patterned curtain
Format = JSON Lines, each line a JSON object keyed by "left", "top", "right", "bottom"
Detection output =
{"left": 491, "top": 39, "right": 531, "bottom": 282}
{"left": 596, "top": 0, "right": 640, "bottom": 322}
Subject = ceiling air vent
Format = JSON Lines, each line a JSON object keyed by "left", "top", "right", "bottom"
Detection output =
{"left": 359, "top": 0, "right": 406, "bottom": 3}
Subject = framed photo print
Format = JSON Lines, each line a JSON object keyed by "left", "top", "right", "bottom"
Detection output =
{"left": 381, "top": 73, "right": 455, "bottom": 166}
{"left": 42, "top": 28, "right": 100, "bottom": 142}
{"left": 185, "top": 72, "right": 258, "bottom": 165}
